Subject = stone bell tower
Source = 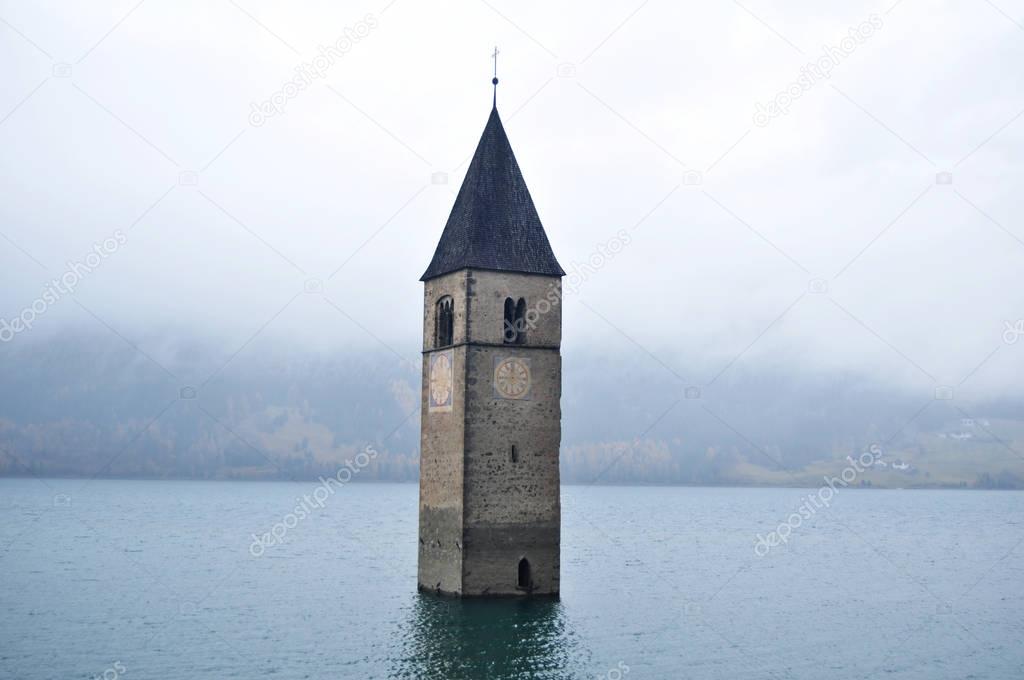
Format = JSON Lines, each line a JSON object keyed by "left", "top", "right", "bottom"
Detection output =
{"left": 417, "top": 82, "right": 564, "bottom": 597}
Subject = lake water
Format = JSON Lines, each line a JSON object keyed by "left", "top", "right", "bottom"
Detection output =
{"left": 1, "top": 479, "right": 1021, "bottom": 679}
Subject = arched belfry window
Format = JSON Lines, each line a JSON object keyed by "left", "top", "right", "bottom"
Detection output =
{"left": 435, "top": 296, "right": 454, "bottom": 347}
{"left": 517, "top": 557, "right": 532, "bottom": 589}
{"left": 503, "top": 297, "right": 527, "bottom": 345}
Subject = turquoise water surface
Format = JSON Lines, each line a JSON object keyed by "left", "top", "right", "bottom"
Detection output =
{"left": 1, "top": 479, "right": 1021, "bottom": 679}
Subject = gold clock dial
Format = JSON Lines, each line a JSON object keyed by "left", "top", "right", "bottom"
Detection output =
{"left": 493, "top": 357, "right": 531, "bottom": 399}
{"left": 429, "top": 352, "right": 453, "bottom": 410}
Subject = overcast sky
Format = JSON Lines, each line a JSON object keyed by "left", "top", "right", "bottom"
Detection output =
{"left": 1, "top": 0, "right": 1022, "bottom": 399}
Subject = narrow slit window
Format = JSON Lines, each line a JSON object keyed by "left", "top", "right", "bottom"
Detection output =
{"left": 510, "top": 445, "right": 518, "bottom": 463}
{"left": 514, "top": 298, "right": 527, "bottom": 344}
{"left": 503, "top": 297, "right": 516, "bottom": 344}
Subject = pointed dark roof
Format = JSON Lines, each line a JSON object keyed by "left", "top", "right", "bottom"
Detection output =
{"left": 421, "top": 106, "right": 564, "bottom": 281}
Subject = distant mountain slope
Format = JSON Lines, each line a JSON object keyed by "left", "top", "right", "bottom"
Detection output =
{"left": 1, "top": 331, "right": 1021, "bottom": 487}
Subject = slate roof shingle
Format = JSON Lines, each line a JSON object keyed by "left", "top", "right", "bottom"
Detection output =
{"left": 421, "top": 105, "right": 564, "bottom": 281}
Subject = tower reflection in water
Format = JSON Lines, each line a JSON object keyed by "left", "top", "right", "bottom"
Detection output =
{"left": 390, "top": 594, "right": 588, "bottom": 679}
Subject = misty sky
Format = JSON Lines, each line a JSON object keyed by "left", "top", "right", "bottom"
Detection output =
{"left": 1, "top": 0, "right": 1022, "bottom": 400}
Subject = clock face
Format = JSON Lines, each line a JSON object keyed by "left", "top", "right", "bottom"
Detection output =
{"left": 428, "top": 350, "right": 453, "bottom": 412}
{"left": 493, "top": 356, "right": 531, "bottom": 400}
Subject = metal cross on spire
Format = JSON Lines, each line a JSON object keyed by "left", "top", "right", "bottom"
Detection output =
{"left": 491, "top": 46, "right": 500, "bottom": 106}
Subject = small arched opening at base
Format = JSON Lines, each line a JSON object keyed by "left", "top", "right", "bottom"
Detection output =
{"left": 517, "top": 557, "right": 532, "bottom": 589}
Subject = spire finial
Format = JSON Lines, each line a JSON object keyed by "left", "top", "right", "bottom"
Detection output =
{"left": 491, "top": 46, "right": 500, "bottom": 107}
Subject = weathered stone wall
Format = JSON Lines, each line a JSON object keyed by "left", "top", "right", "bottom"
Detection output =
{"left": 462, "top": 346, "right": 561, "bottom": 595}
{"left": 419, "top": 268, "right": 562, "bottom": 597}
{"left": 422, "top": 270, "right": 470, "bottom": 349}
{"left": 462, "top": 270, "right": 562, "bottom": 596}
{"left": 465, "top": 271, "right": 562, "bottom": 347}
{"left": 418, "top": 270, "right": 467, "bottom": 594}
